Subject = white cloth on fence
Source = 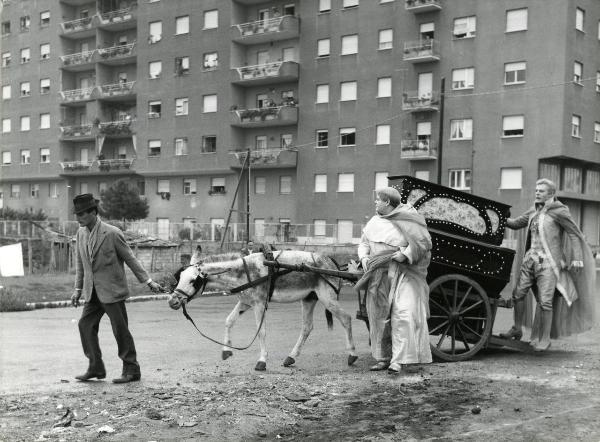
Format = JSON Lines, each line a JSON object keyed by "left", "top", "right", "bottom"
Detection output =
{"left": 0, "top": 243, "right": 25, "bottom": 276}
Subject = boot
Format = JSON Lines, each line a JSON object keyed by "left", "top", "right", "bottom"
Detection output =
{"left": 499, "top": 299, "right": 525, "bottom": 340}
{"left": 533, "top": 310, "right": 552, "bottom": 352}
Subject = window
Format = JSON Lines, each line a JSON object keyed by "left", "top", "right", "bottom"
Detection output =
{"left": 449, "top": 169, "right": 471, "bottom": 190}
{"left": 377, "top": 77, "right": 392, "bottom": 98}
{"left": 49, "top": 183, "right": 59, "bottom": 198}
{"left": 376, "top": 125, "right": 390, "bottom": 145}
{"left": 21, "top": 150, "right": 31, "bottom": 164}
{"left": 319, "top": 0, "right": 331, "bottom": 12}
{"left": 175, "top": 97, "right": 189, "bottom": 116}
{"left": 281, "top": 134, "right": 293, "bottom": 149}
{"left": 572, "top": 115, "right": 581, "bottom": 137}
{"left": 98, "top": 182, "right": 108, "bottom": 194}
{"left": 314, "top": 174, "right": 327, "bottom": 192}
{"left": 202, "top": 135, "right": 217, "bottom": 153}
{"left": 175, "top": 56, "right": 189, "bottom": 75}
{"left": 506, "top": 8, "right": 528, "bottom": 32}
{"left": 175, "top": 15, "right": 189, "bottom": 35}
{"left": 2, "top": 52, "right": 10, "bottom": 67}
{"left": 40, "top": 78, "right": 50, "bottom": 94}
{"left": 1, "top": 85, "right": 9, "bottom": 100}
{"left": 1, "top": 21, "right": 10, "bottom": 35}
{"left": 20, "top": 16, "right": 30, "bottom": 32}
{"left": 40, "top": 43, "right": 50, "bottom": 60}
{"left": 415, "top": 170, "right": 430, "bottom": 181}
{"left": 203, "top": 52, "right": 218, "bottom": 69}
{"left": 11, "top": 184, "right": 20, "bottom": 198}
{"left": 157, "top": 179, "right": 170, "bottom": 193}
{"left": 317, "top": 39, "right": 330, "bottom": 57}
{"left": 255, "top": 135, "right": 267, "bottom": 150}
{"left": 564, "top": 166, "right": 582, "bottom": 193}
{"left": 255, "top": 177, "right": 266, "bottom": 194}
{"left": 500, "top": 168, "right": 522, "bottom": 189}
{"left": 149, "top": 61, "right": 162, "bottom": 79}
{"left": 282, "top": 47, "right": 295, "bottom": 62}
{"left": 316, "top": 84, "right": 329, "bottom": 103}
{"left": 340, "top": 81, "right": 357, "bottom": 101}
{"left": 378, "top": 29, "right": 393, "bottom": 50}
{"left": 183, "top": 178, "right": 197, "bottom": 195}
{"left": 337, "top": 173, "right": 354, "bottom": 192}
{"left": 137, "top": 180, "right": 146, "bottom": 196}
{"left": 505, "top": 62, "right": 526, "bottom": 84}
{"left": 339, "top": 127, "right": 356, "bottom": 146}
{"left": 596, "top": 71, "right": 600, "bottom": 92}
{"left": 149, "top": 21, "right": 162, "bottom": 43}
{"left": 2, "top": 118, "right": 10, "bottom": 133}
{"left": 40, "top": 11, "right": 50, "bottom": 27}
{"left": 148, "top": 100, "right": 161, "bottom": 118}
{"left": 40, "top": 148, "right": 50, "bottom": 163}
{"left": 30, "top": 184, "right": 40, "bottom": 198}
{"left": 316, "top": 130, "right": 328, "bottom": 148}
{"left": 203, "top": 94, "right": 217, "bottom": 112}
{"left": 20, "top": 81, "right": 30, "bottom": 97}
{"left": 453, "top": 16, "right": 476, "bottom": 38}
{"left": 573, "top": 61, "right": 583, "bottom": 83}
{"left": 450, "top": 119, "right": 473, "bottom": 140}
{"left": 452, "top": 67, "right": 474, "bottom": 90}
{"left": 2, "top": 151, "right": 11, "bottom": 164}
{"left": 149, "top": 140, "right": 161, "bottom": 156}
{"left": 576, "top": 7, "right": 585, "bottom": 31}
{"left": 280, "top": 176, "right": 292, "bottom": 194}
{"left": 20, "top": 48, "right": 30, "bottom": 64}
{"left": 343, "top": 0, "right": 359, "bottom": 8}
{"left": 502, "top": 115, "right": 524, "bottom": 137}
{"left": 210, "top": 177, "right": 226, "bottom": 194}
{"left": 314, "top": 220, "right": 327, "bottom": 236}
{"left": 204, "top": 10, "right": 218, "bottom": 29}
{"left": 375, "top": 172, "right": 388, "bottom": 189}
{"left": 40, "top": 113, "right": 50, "bottom": 129}
{"left": 594, "top": 122, "right": 600, "bottom": 143}
{"left": 175, "top": 137, "right": 188, "bottom": 155}
{"left": 341, "top": 34, "right": 358, "bottom": 55}
{"left": 20, "top": 116, "right": 30, "bottom": 131}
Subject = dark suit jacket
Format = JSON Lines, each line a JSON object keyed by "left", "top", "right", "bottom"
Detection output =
{"left": 75, "top": 220, "right": 149, "bottom": 304}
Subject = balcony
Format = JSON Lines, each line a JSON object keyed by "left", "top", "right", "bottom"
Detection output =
{"left": 60, "top": 50, "right": 96, "bottom": 71}
{"left": 98, "top": 158, "right": 135, "bottom": 171}
{"left": 98, "top": 119, "right": 134, "bottom": 137}
{"left": 230, "top": 106, "right": 298, "bottom": 127}
{"left": 232, "top": 15, "right": 300, "bottom": 45}
{"left": 60, "top": 16, "right": 95, "bottom": 38}
{"left": 400, "top": 139, "right": 438, "bottom": 160}
{"left": 402, "top": 91, "right": 440, "bottom": 112}
{"left": 98, "top": 81, "right": 136, "bottom": 100}
{"left": 403, "top": 39, "right": 440, "bottom": 63}
{"left": 97, "top": 43, "right": 136, "bottom": 65}
{"left": 97, "top": 6, "right": 136, "bottom": 30}
{"left": 59, "top": 87, "right": 96, "bottom": 104}
{"left": 232, "top": 61, "right": 299, "bottom": 86}
{"left": 405, "top": 0, "right": 442, "bottom": 13}
{"left": 60, "top": 124, "right": 94, "bottom": 140}
{"left": 60, "top": 161, "right": 94, "bottom": 173}
{"left": 229, "top": 148, "right": 298, "bottom": 170}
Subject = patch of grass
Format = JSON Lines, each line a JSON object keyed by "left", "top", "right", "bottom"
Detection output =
{"left": 0, "top": 288, "right": 32, "bottom": 312}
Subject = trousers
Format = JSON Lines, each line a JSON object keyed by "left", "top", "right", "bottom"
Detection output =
{"left": 513, "top": 255, "right": 557, "bottom": 311}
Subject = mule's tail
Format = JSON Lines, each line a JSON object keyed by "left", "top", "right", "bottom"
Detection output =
{"left": 325, "top": 309, "right": 333, "bottom": 330}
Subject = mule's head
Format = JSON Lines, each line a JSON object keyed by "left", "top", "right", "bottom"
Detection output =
{"left": 168, "top": 250, "right": 207, "bottom": 310}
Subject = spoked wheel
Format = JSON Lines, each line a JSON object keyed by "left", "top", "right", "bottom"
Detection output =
{"left": 428, "top": 274, "right": 492, "bottom": 362}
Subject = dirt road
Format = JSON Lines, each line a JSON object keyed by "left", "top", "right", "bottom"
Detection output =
{"left": 1, "top": 291, "right": 600, "bottom": 441}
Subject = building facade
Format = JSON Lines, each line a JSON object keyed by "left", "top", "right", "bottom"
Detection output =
{"left": 1, "top": 0, "right": 599, "bottom": 245}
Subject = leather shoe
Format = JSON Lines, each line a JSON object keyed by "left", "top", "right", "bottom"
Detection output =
{"left": 112, "top": 374, "right": 141, "bottom": 384}
{"left": 369, "top": 362, "right": 390, "bottom": 371}
{"left": 498, "top": 326, "right": 523, "bottom": 341}
{"left": 75, "top": 371, "right": 106, "bottom": 381}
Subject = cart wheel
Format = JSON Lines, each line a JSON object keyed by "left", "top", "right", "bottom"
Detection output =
{"left": 428, "top": 274, "right": 492, "bottom": 362}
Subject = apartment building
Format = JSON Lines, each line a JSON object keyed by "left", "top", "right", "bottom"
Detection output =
{"left": 1, "top": 0, "right": 599, "bottom": 245}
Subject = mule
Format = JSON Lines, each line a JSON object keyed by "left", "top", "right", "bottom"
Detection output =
{"left": 168, "top": 249, "right": 358, "bottom": 371}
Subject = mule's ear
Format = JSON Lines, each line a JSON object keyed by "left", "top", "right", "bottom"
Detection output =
{"left": 190, "top": 249, "right": 203, "bottom": 265}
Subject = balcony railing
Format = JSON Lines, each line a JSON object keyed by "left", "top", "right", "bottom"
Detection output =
{"left": 402, "top": 91, "right": 440, "bottom": 112}
{"left": 99, "top": 81, "right": 136, "bottom": 98}
{"left": 98, "top": 6, "right": 135, "bottom": 25}
{"left": 60, "top": 16, "right": 94, "bottom": 34}
{"left": 98, "top": 158, "right": 134, "bottom": 171}
{"left": 232, "top": 61, "right": 299, "bottom": 85}
{"left": 60, "top": 124, "right": 94, "bottom": 138}
{"left": 97, "top": 43, "right": 135, "bottom": 60}
{"left": 405, "top": 0, "right": 442, "bottom": 12}
{"left": 400, "top": 139, "right": 438, "bottom": 160}
{"left": 403, "top": 39, "right": 440, "bottom": 62}
{"left": 98, "top": 119, "right": 134, "bottom": 136}
{"left": 59, "top": 87, "right": 96, "bottom": 103}
{"left": 60, "top": 161, "right": 93, "bottom": 171}
{"left": 60, "top": 50, "right": 96, "bottom": 67}
{"left": 229, "top": 148, "right": 298, "bottom": 169}
{"left": 230, "top": 105, "right": 298, "bottom": 127}
{"left": 232, "top": 15, "right": 299, "bottom": 44}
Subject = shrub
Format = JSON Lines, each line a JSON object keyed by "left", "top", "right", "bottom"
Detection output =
{"left": 0, "top": 287, "right": 31, "bottom": 312}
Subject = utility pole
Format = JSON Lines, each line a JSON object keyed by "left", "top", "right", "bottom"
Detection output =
{"left": 436, "top": 77, "right": 445, "bottom": 185}
{"left": 246, "top": 146, "right": 250, "bottom": 244}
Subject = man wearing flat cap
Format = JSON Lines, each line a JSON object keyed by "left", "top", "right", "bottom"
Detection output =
{"left": 71, "top": 193, "right": 162, "bottom": 383}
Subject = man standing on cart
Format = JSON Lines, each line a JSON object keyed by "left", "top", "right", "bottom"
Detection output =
{"left": 500, "top": 178, "right": 596, "bottom": 351}
{"left": 356, "top": 187, "right": 432, "bottom": 374}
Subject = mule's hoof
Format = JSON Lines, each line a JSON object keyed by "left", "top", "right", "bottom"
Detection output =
{"left": 347, "top": 355, "right": 359, "bottom": 366}
{"left": 255, "top": 361, "right": 267, "bottom": 371}
{"left": 222, "top": 350, "right": 233, "bottom": 360}
{"left": 283, "top": 356, "right": 295, "bottom": 367}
